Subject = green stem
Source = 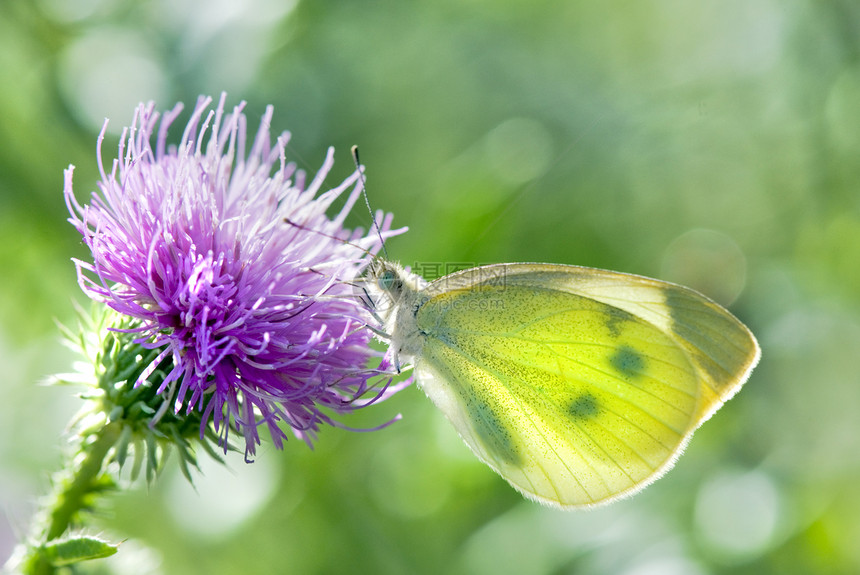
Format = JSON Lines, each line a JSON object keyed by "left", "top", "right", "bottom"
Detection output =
{"left": 13, "top": 420, "right": 122, "bottom": 575}
{"left": 45, "top": 420, "right": 121, "bottom": 540}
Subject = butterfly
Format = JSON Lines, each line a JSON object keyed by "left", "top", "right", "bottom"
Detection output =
{"left": 363, "top": 259, "right": 760, "bottom": 509}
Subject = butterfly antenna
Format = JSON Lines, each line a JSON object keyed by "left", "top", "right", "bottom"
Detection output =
{"left": 352, "top": 145, "right": 390, "bottom": 261}
{"left": 283, "top": 217, "right": 374, "bottom": 257}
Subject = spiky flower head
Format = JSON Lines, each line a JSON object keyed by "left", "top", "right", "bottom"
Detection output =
{"left": 64, "top": 94, "right": 404, "bottom": 458}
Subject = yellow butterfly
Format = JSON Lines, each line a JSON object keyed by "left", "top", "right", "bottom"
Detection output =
{"left": 364, "top": 260, "right": 760, "bottom": 509}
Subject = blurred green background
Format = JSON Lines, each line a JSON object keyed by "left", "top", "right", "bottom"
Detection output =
{"left": 2, "top": 0, "right": 860, "bottom": 573}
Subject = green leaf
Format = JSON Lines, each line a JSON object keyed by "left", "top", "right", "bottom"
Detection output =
{"left": 41, "top": 535, "right": 118, "bottom": 566}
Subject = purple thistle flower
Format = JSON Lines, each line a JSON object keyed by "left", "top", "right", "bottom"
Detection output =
{"left": 64, "top": 94, "right": 406, "bottom": 458}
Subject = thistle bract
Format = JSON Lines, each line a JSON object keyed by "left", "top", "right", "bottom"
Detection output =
{"left": 65, "top": 94, "right": 404, "bottom": 457}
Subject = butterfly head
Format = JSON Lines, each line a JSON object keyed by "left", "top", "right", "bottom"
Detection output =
{"left": 359, "top": 259, "right": 428, "bottom": 367}
{"left": 361, "top": 259, "right": 425, "bottom": 322}
{"left": 372, "top": 261, "right": 405, "bottom": 298}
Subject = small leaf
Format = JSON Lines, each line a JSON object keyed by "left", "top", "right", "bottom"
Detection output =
{"left": 130, "top": 437, "right": 144, "bottom": 481}
{"left": 42, "top": 535, "right": 118, "bottom": 566}
{"left": 145, "top": 432, "right": 158, "bottom": 482}
{"left": 115, "top": 424, "right": 133, "bottom": 468}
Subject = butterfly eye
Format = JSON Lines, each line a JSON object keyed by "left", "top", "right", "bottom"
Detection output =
{"left": 378, "top": 269, "right": 401, "bottom": 293}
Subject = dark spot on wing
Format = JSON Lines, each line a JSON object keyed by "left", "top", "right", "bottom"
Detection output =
{"left": 610, "top": 345, "right": 645, "bottom": 378}
{"left": 569, "top": 393, "right": 599, "bottom": 419}
{"left": 468, "top": 398, "right": 521, "bottom": 465}
{"left": 605, "top": 307, "right": 635, "bottom": 338}
{"left": 663, "top": 284, "right": 748, "bottom": 386}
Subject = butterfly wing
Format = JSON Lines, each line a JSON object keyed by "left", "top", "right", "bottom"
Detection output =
{"left": 413, "top": 263, "right": 759, "bottom": 508}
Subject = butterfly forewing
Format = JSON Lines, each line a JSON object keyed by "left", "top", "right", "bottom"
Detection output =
{"left": 413, "top": 263, "right": 759, "bottom": 508}
{"left": 508, "top": 266, "right": 760, "bottom": 421}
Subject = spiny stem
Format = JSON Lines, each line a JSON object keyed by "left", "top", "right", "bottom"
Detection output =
{"left": 43, "top": 420, "right": 122, "bottom": 540}
{"left": 13, "top": 420, "right": 122, "bottom": 574}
